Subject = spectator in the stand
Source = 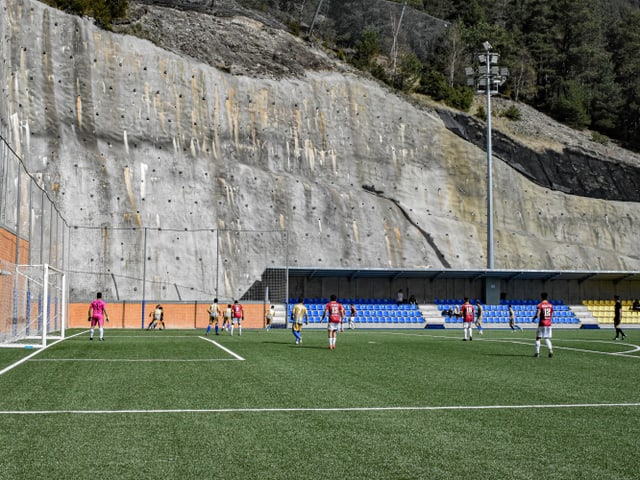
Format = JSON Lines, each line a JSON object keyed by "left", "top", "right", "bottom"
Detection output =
{"left": 614, "top": 295, "right": 627, "bottom": 341}
{"left": 632, "top": 299, "right": 640, "bottom": 312}
{"left": 396, "top": 289, "right": 404, "bottom": 305}
{"left": 408, "top": 295, "right": 417, "bottom": 305}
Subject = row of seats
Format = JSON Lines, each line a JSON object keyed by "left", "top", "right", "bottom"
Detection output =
{"left": 289, "top": 298, "right": 403, "bottom": 305}
{"left": 435, "top": 298, "right": 568, "bottom": 306}
{"left": 583, "top": 301, "right": 640, "bottom": 324}
{"left": 288, "top": 300, "right": 422, "bottom": 324}
{"left": 583, "top": 299, "right": 640, "bottom": 306}
{"left": 444, "top": 316, "right": 579, "bottom": 324}
{"left": 304, "top": 303, "right": 417, "bottom": 310}
{"left": 303, "top": 317, "right": 423, "bottom": 325}
{"left": 437, "top": 300, "right": 579, "bottom": 324}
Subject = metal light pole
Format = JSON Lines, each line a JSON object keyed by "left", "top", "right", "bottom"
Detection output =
{"left": 465, "top": 41, "right": 508, "bottom": 270}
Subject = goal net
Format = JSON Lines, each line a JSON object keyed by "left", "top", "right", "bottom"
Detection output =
{"left": 0, "top": 262, "right": 67, "bottom": 348}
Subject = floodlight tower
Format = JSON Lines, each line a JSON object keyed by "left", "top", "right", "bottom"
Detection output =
{"left": 465, "top": 42, "right": 509, "bottom": 270}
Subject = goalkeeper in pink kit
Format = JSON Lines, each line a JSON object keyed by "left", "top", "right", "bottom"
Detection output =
{"left": 88, "top": 292, "right": 109, "bottom": 341}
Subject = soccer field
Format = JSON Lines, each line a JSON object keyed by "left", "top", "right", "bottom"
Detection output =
{"left": 1, "top": 328, "right": 639, "bottom": 480}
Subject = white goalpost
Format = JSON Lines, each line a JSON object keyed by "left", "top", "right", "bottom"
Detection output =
{"left": 0, "top": 263, "right": 67, "bottom": 348}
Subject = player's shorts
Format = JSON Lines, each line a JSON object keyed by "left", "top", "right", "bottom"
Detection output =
{"left": 209, "top": 315, "right": 218, "bottom": 323}
{"left": 90, "top": 317, "right": 104, "bottom": 327}
{"left": 463, "top": 320, "right": 474, "bottom": 329}
{"left": 328, "top": 321, "right": 340, "bottom": 332}
{"left": 536, "top": 326, "right": 552, "bottom": 338}
{"left": 233, "top": 317, "right": 242, "bottom": 324}
{"left": 292, "top": 322, "right": 303, "bottom": 332}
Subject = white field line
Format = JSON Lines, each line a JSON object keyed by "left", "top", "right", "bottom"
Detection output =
{"left": 388, "top": 332, "right": 640, "bottom": 358}
{"left": 30, "top": 358, "right": 238, "bottom": 362}
{"left": 0, "top": 331, "right": 87, "bottom": 377}
{"left": 199, "top": 336, "right": 245, "bottom": 360}
{"left": 1, "top": 403, "right": 640, "bottom": 416}
{"left": 1, "top": 332, "right": 244, "bottom": 369}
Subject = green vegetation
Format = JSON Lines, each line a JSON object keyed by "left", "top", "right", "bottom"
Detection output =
{"left": 500, "top": 104, "right": 522, "bottom": 121}
{"left": 42, "top": 0, "right": 127, "bottom": 28}
{"left": 1, "top": 328, "right": 639, "bottom": 479}
{"left": 310, "top": 0, "right": 640, "bottom": 149}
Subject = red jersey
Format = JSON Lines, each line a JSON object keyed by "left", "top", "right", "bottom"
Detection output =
{"left": 460, "top": 302, "right": 475, "bottom": 323}
{"left": 324, "top": 301, "right": 344, "bottom": 323}
{"left": 535, "top": 300, "right": 553, "bottom": 327}
{"left": 232, "top": 303, "right": 243, "bottom": 319}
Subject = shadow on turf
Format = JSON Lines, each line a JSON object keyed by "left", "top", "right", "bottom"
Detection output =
{"left": 485, "top": 352, "right": 537, "bottom": 358}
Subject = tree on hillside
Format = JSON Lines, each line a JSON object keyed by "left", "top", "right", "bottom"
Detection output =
{"left": 610, "top": 12, "right": 640, "bottom": 146}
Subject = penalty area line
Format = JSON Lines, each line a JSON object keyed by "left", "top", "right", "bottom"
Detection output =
{"left": 199, "top": 336, "right": 245, "bottom": 360}
{"left": 0, "top": 331, "right": 87, "bottom": 377}
{"left": 2, "top": 402, "right": 640, "bottom": 416}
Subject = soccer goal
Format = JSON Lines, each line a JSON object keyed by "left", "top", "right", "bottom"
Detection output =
{"left": 0, "top": 263, "right": 67, "bottom": 348}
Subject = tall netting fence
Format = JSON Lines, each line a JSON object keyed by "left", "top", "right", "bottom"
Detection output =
{"left": 0, "top": 136, "right": 70, "bottom": 347}
{"left": 68, "top": 226, "right": 289, "bottom": 305}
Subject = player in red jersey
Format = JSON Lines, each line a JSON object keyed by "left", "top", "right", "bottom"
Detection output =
{"left": 321, "top": 294, "right": 345, "bottom": 350}
{"left": 230, "top": 300, "right": 244, "bottom": 336}
{"left": 460, "top": 297, "right": 475, "bottom": 341}
{"left": 532, "top": 292, "right": 554, "bottom": 357}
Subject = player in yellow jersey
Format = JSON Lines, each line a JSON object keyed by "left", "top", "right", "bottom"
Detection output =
{"left": 291, "top": 298, "right": 309, "bottom": 345}
{"left": 206, "top": 299, "right": 221, "bottom": 335}
{"left": 265, "top": 304, "right": 275, "bottom": 331}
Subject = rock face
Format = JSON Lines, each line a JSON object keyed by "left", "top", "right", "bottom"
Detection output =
{"left": 1, "top": 0, "right": 639, "bottom": 302}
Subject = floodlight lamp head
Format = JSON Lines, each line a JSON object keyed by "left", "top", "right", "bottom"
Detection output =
{"left": 483, "top": 41, "right": 492, "bottom": 51}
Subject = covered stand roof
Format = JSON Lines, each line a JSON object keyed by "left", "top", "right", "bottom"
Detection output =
{"left": 285, "top": 268, "right": 640, "bottom": 284}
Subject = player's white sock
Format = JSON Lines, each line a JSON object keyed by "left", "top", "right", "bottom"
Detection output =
{"left": 230, "top": 325, "right": 234, "bottom": 336}
{"left": 535, "top": 340, "right": 541, "bottom": 354}
{"left": 545, "top": 339, "right": 552, "bottom": 351}
{"left": 89, "top": 328, "right": 94, "bottom": 339}
{"left": 239, "top": 325, "right": 242, "bottom": 336}
{"left": 99, "top": 327, "right": 104, "bottom": 339}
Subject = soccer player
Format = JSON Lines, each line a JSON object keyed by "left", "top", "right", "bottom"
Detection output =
{"left": 206, "top": 299, "right": 221, "bottom": 335}
{"left": 223, "top": 304, "right": 232, "bottom": 332}
{"left": 613, "top": 295, "right": 626, "bottom": 341}
{"left": 532, "top": 292, "right": 554, "bottom": 357}
{"left": 475, "top": 300, "right": 484, "bottom": 335}
{"left": 460, "top": 297, "right": 475, "bottom": 341}
{"left": 146, "top": 304, "right": 165, "bottom": 330}
{"left": 508, "top": 304, "right": 522, "bottom": 332}
{"left": 88, "top": 292, "right": 109, "bottom": 341}
{"left": 230, "top": 300, "right": 244, "bottom": 336}
{"left": 321, "top": 294, "right": 344, "bottom": 350}
{"left": 348, "top": 304, "right": 357, "bottom": 329}
{"left": 265, "top": 304, "right": 275, "bottom": 331}
{"left": 291, "top": 298, "right": 309, "bottom": 344}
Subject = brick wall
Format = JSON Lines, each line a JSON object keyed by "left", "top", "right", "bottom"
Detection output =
{"left": 69, "top": 301, "right": 269, "bottom": 329}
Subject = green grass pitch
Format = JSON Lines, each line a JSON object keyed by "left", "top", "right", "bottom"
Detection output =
{"left": 0, "top": 328, "right": 639, "bottom": 479}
